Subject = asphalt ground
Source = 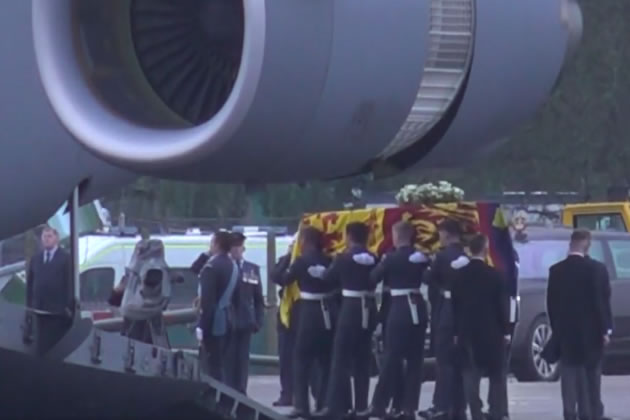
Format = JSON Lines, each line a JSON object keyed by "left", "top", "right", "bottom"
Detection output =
{"left": 248, "top": 375, "right": 630, "bottom": 420}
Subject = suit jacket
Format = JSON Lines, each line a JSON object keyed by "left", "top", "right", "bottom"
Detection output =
{"left": 588, "top": 256, "right": 613, "bottom": 334}
{"left": 426, "top": 243, "right": 466, "bottom": 330}
{"left": 199, "top": 253, "right": 237, "bottom": 340}
{"left": 452, "top": 259, "right": 509, "bottom": 375}
{"left": 546, "top": 255, "right": 607, "bottom": 366}
{"left": 26, "top": 248, "right": 73, "bottom": 315}
{"left": 234, "top": 260, "right": 264, "bottom": 332}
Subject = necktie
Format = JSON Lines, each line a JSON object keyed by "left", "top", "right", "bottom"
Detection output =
{"left": 45, "top": 251, "right": 50, "bottom": 264}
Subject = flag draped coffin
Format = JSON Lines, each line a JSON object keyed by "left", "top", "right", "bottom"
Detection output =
{"left": 279, "top": 202, "right": 516, "bottom": 327}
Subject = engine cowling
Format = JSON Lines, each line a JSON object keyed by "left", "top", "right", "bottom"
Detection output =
{"left": 0, "top": 0, "right": 134, "bottom": 240}
{"left": 32, "top": 0, "right": 582, "bottom": 182}
{"left": 0, "top": 0, "right": 581, "bottom": 240}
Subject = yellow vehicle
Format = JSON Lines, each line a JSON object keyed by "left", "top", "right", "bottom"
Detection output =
{"left": 562, "top": 202, "right": 630, "bottom": 233}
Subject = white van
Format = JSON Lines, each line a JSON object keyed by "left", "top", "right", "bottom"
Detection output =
{"left": 78, "top": 232, "right": 293, "bottom": 319}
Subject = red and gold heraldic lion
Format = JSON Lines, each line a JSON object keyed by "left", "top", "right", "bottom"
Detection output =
{"left": 279, "top": 202, "right": 511, "bottom": 327}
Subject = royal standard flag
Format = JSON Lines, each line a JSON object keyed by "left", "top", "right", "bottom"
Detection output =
{"left": 279, "top": 202, "right": 516, "bottom": 327}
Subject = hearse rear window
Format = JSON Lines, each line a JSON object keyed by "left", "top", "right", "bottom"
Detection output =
{"left": 514, "top": 239, "right": 604, "bottom": 279}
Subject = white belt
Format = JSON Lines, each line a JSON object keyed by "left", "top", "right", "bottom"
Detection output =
{"left": 342, "top": 290, "right": 375, "bottom": 298}
{"left": 391, "top": 288, "right": 422, "bottom": 325}
{"left": 300, "top": 292, "right": 334, "bottom": 330}
{"left": 390, "top": 288, "right": 422, "bottom": 297}
{"left": 300, "top": 292, "right": 331, "bottom": 300}
{"left": 441, "top": 290, "right": 452, "bottom": 299}
{"left": 342, "top": 289, "right": 374, "bottom": 329}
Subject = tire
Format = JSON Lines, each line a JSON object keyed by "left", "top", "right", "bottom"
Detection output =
{"left": 513, "top": 316, "right": 560, "bottom": 382}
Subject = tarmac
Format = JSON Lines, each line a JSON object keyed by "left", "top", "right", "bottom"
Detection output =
{"left": 248, "top": 375, "right": 630, "bottom": 420}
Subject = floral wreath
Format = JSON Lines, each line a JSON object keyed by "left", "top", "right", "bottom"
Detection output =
{"left": 396, "top": 181, "right": 465, "bottom": 205}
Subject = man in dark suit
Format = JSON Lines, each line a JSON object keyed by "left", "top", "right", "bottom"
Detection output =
{"left": 199, "top": 231, "right": 238, "bottom": 381}
{"left": 547, "top": 230, "right": 609, "bottom": 420}
{"left": 225, "top": 232, "right": 265, "bottom": 395}
{"left": 26, "top": 226, "right": 73, "bottom": 354}
{"left": 586, "top": 254, "right": 614, "bottom": 420}
{"left": 451, "top": 234, "right": 510, "bottom": 420}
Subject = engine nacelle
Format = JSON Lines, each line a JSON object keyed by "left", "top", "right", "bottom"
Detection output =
{"left": 32, "top": 0, "right": 582, "bottom": 182}
{"left": 0, "top": 0, "right": 134, "bottom": 240}
{"left": 0, "top": 0, "right": 581, "bottom": 239}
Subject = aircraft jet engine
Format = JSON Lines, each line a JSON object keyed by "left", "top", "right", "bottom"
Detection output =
{"left": 0, "top": 0, "right": 582, "bottom": 239}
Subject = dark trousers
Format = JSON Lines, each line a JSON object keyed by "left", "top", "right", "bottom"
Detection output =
{"left": 372, "top": 322, "right": 426, "bottom": 414}
{"left": 326, "top": 325, "right": 373, "bottom": 416}
{"left": 380, "top": 318, "right": 405, "bottom": 412}
{"left": 428, "top": 300, "right": 441, "bottom": 408}
{"left": 294, "top": 325, "right": 333, "bottom": 413}
{"left": 203, "top": 334, "right": 230, "bottom": 382}
{"left": 462, "top": 355, "right": 503, "bottom": 420}
{"left": 490, "top": 341, "right": 512, "bottom": 418}
{"left": 35, "top": 315, "right": 72, "bottom": 355}
{"left": 277, "top": 323, "right": 294, "bottom": 402}
{"left": 434, "top": 327, "right": 465, "bottom": 414}
{"left": 560, "top": 361, "right": 603, "bottom": 420}
{"left": 225, "top": 329, "right": 252, "bottom": 394}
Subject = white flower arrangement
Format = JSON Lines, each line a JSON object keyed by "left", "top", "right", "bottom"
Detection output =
{"left": 395, "top": 180, "right": 465, "bottom": 205}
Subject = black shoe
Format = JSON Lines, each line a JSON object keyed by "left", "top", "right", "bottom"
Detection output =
{"left": 386, "top": 409, "right": 403, "bottom": 420}
{"left": 287, "top": 409, "right": 309, "bottom": 419}
{"left": 427, "top": 411, "right": 449, "bottom": 420}
{"left": 311, "top": 408, "right": 330, "bottom": 419}
{"left": 273, "top": 398, "right": 293, "bottom": 407}
{"left": 418, "top": 408, "right": 437, "bottom": 419}
{"left": 357, "top": 407, "right": 386, "bottom": 419}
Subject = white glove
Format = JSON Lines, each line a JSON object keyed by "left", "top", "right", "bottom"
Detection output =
{"left": 307, "top": 265, "right": 327, "bottom": 279}
{"left": 195, "top": 327, "right": 203, "bottom": 342}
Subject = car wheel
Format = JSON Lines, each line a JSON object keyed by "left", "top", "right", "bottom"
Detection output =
{"left": 514, "top": 316, "right": 560, "bottom": 382}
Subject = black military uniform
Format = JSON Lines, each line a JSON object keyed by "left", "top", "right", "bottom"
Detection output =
{"left": 377, "top": 250, "right": 405, "bottom": 417}
{"left": 321, "top": 246, "right": 377, "bottom": 418}
{"left": 225, "top": 259, "right": 264, "bottom": 394}
{"left": 366, "top": 246, "right": 430, "bottom": 418}
{"left": 285, "top": 249, "right": 335, "bottom": 417}
{"left": 271, "top": 253, "right": 294, "bottom": 407}
{"left": 199, "top": 253, "right": 239, "bottom": 381}
{"left": 275, "top": 255, "right": 328, "bottom": 409}
{"left": 427, "top": 243, "right": 467, "bottom": 419}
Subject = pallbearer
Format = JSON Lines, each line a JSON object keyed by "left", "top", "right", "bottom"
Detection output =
{"left": 285, "top": 227, "right": 334, "bottom": 419}
{"left": 270, "top": 242, "right": 295, "bottom": 408}
{"left": 360, "top": 221, "right": 430, "bottom": 420}
{"left": 376, "top": 248, "right": 405, "bottom": 419}
{"left": 421, "top": 220, "right": 467, "bottom": 420}
{"left": 316, "top": 222, "right": 378, "bottom": 420}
